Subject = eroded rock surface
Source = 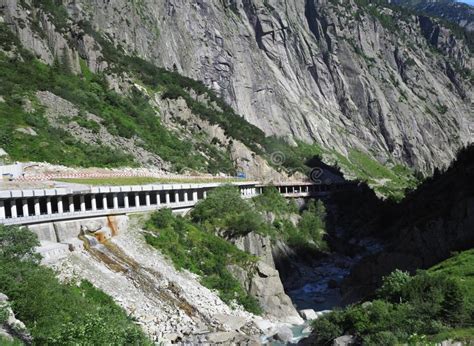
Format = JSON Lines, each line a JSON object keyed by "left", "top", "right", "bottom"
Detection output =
{"left": 1, "top": 0, "right": 472, "bottom": 173}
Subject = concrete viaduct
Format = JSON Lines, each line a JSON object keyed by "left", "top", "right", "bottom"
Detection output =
{"left": 0, "top": 181, "right": 350, "bottom": 226}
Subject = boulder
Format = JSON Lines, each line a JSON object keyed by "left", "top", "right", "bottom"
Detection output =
{"left": 274, "top": 325, "right": 293, "bottom": 343}
{"left": 299, "top": 309, "right": 318, "bottom": 320}
{"left": 0, "top": 293, "right": 32, "bottom": 343}
{"left": 206, "top": 331, "right": 241, "bottom": 344}
{"left": 163, "top": 333, "right": 180, "bottom": 343}
{"left": 214, "top": 314, "right": 247, "bottom": 331}
{"left": 333, "top": 335, "right": 355, "bottom": 346}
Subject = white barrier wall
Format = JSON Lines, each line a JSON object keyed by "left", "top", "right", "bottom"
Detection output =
{"left": 0, "top": 163, "right": 23, "bottom": 179}
{"left": 0, "top": 182, "right": 260, "bottom": 225}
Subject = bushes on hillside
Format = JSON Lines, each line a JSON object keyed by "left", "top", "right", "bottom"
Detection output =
{"left": 145, "top": 209, "right": 262, "bottom": 314}
{"left": 298, "top": 200, "right": 327, "bottom": 249}
{"left": 311, "top": 269, "right": 472, "bottom": 345}
{"left": 191, "top": 186, "right": 265, "bottom": 237}
{"left": 253, "top": 186, "right": 298, "bottom": 214}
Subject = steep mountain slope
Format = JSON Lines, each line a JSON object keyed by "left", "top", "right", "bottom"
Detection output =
{"left": 0, "top": 0, "right": 472, "bottom": 191}
{"left": 345, "top": 144, "right": 474, "bottom": 298}
{"left": 388, "top": 0, "right": 474, "bottom": 32}
{"left": 2, "top": 0, "right": 469, "bottom": 173}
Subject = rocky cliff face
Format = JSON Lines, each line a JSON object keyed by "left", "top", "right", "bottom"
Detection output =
{"left": 231, "top": 231, "right": 304, "bottom": 324}
{"left": 344, "top": 144, "right": 474, "bottom": 299}
{"left": 1, "top": 0, "right": 472, "bottom": 174}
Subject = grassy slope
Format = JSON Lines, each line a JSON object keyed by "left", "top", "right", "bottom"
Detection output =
{"left": 429, "top": 249, "right": 474, "bottom": 306}
{"left": 428, "top": 249, "right": 474, "bottom": 342}
{"left": 0, "top": 23, "right": 233, "bottom": 172}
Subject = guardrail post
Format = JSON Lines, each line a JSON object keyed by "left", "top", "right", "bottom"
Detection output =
{"left": 135, "top": 193, "right": 140, "bottom": 208}
{"left": 0, "top": 200, "right": 5, "bottom": 220}
{"left": 124, "top": 194, "right": 129, "bottom": 209}
{"left": 103, "top": 194, "right": 108, "bottom": 210}
{"left": 57, "top": 197, "right": 63, "bottom": 214}
{"left": 80, "top": 195, "right": 86, "bottom": 212}
{"left": 46, "top": 197, "right": 52, "bottom": 215}
{"left": 113, "top": 193, "right": 119, "bottom": 209}
{"left": 11, "top": 200, "right": 17, "bottom": 218}
{"left": 34, "top": 198, "right": 40, "bottom": 216}
{"left": 68, "top": 196, "right": 74, "bottom": 213}
{"left": 145, "top": 193, "right": 151, "bottom": 207}
{"left": 22, "top": 199, "right": 29, "bottom": 217}
{"left": 91, "top": 194, "right": 97, "bottom": 211}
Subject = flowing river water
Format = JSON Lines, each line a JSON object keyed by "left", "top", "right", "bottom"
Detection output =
{"left": 282, "top": 237, "right": 384, "bottom": 344}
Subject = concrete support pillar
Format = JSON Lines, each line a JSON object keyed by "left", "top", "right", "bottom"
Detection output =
{"left": 46, "top": 197, "right": 52, "bottom": 215}
{"left": 0, "top": 200, "right": 5, "bottom": 219}
{"left": 124, "top": 194, "right": 129, "bottom": 209}
{"left": 192, "top": 191, "right": 198, "bottom": 202}
{"left": 113, "top": 193, "right": 119, "bottom": 209}
{"left": 184, "top": 191, "right": 188, "bottom": 203}
{"left": 175, "top": 191, "right": 179, "bottom": 204}
{"left": 135, "top": 193, "right": 140, "bottom": 208}
{"left": 91, "top": 195, "right": 97, "bottom": 211}
{"left": 11, "top": 200, "right": 17, "bottom": 218}
{"left": 22, "top": 199, "right": 29, "bottom": 217}
{"left": 57, "top": 197, "right": 64, "bottom": 214}
{"left": 165, "top": 192, "right": 170, "bottom": 205}
{"left": 80, "top": 195, "right": 86, "bottom": 212}
{"left": 145, "top": 193, "right": 151, "bottom": 207}
{"left": 68, "top": 196, "right": 74, "bottom": 213}
{"left": 156, "top": 193, "right": 161, "bottom": 206}
{"left": 102, "top": 194, "right": 108, "bottom": 210}
{"left": 34, "top": 198, "right": 40, "bottom": 216}
{"left": 203, "top": 190, "right": 207, "bottom": 199}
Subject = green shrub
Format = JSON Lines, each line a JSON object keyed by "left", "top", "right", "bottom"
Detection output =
{"left": 191, "top": 186, "right": 264, "bottom": 237}
{"left": 377, "top": 269, "right": 412, "bottom": 303}
{"left": 362, "top": 331, "right": 399, "bottom": 345}
{"left": 311, "top": 310, "right": 345, "bottom": 344}
{"left": 253, "top": 186, "right": 298, "bottom": 214}
{"left": 298, "top": 200, "right": 327, "bottom": 248}
{"left": 310, "top": 264, "right": 474, "bottom": 344}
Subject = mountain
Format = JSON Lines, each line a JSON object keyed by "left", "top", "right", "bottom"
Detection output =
{"left": 0, "top": 0, "right": 472, "bottom": 189}
{"left": 388, "top": 0, "right": 474, "bottom": 31}
{"left": 345, "top": 144, "right": 474, "bottom": 299}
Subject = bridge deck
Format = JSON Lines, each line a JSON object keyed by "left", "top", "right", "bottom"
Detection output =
{"left": 0, "top": 181, "right": 352, "bottom": 226}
